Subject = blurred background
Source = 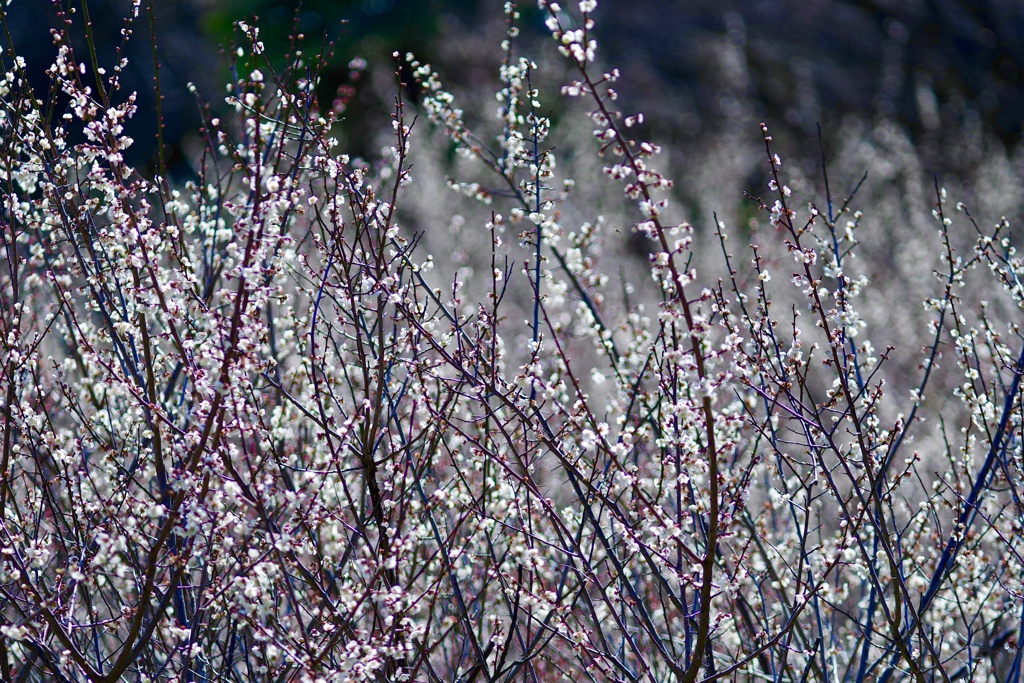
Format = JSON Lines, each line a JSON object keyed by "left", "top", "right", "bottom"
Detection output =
{"left": 4, "top": 0, "right": 1022, "bottom": 174}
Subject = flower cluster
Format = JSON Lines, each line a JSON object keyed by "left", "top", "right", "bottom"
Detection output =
{"left": 0, "top": 2, "right": 1022, "bottom": 682}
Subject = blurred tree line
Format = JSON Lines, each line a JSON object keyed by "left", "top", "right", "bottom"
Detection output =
{"left": 2, "top": 0, "right": 1021, "bottom": 174}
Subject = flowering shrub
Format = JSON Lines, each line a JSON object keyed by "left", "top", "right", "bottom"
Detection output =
{"left": 1, "top": 1, "right": 1023, "bottom": 682}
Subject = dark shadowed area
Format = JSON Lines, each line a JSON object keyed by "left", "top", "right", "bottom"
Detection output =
{"left": 4, "top": 0, "right": 1021, "bottom": 169}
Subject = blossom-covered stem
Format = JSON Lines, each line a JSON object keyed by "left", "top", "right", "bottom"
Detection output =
{"left": 544, "top": 20, "right": 721, "bottom": 683}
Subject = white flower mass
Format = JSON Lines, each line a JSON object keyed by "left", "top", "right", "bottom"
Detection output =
{"left": 0, "top": 1, "right": 1022, "bottom": 682}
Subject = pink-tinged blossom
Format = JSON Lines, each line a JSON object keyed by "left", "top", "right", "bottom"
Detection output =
{"left": 0, "top": 3, "right": 1018, "bottom": 682}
